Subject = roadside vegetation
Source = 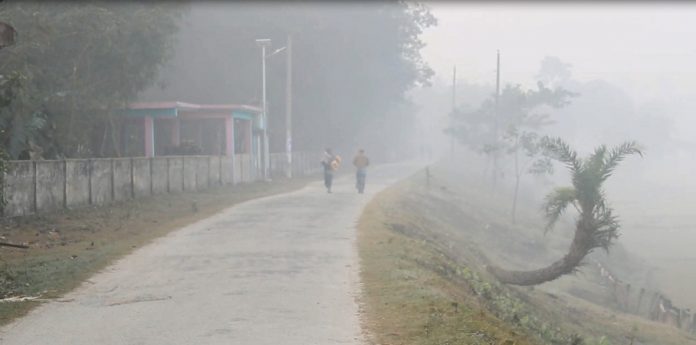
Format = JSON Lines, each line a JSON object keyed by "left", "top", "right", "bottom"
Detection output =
{"left": 0, "top": 175, "right": 316, "bottom": 325}
{"left": 358, "top": 166, "right": 695, "bottom": 345}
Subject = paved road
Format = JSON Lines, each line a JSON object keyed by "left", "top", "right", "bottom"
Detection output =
{"left": 0, "top": 162, "right": 422, "bottom": 345}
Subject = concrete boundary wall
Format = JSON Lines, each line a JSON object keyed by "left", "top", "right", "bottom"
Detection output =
{"left": 270, "top": 152, "right": 322, "bottom": 178}
{"left": 2, "top": 152, "right": 322, "bottom": 217}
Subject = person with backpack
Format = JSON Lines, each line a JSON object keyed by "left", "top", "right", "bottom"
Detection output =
{"left": 352, "top": 149, "right": 369, "bottom": 194}
{"left": 321, "top": 148, "right": 341, "bottom": 193}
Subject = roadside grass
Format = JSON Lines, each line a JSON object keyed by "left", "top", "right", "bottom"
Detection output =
{"left": 359, "top": 186, "right": 536, "bottom": 345}
{"left": 0, "top": 175, "right": 317, "bottom": 326}
{"left": 358, "top": 169, "right": 695, "bottom": 345}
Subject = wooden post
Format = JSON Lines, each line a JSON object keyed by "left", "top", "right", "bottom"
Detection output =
{"left": 149, "top": 157, "right": 154, "bottom": 195}
{"left": 181, "top": 156, "right": 185, "bottom": 191}
{"left": 62, "top": 160, "right": 67, "bottom": 209}
{"left": 32, "top": 161, "right": 37, "bottom": 213}
{"left": 636, "top": 288, "right": 645, "bottom": 315}
{"left": 194, "top": 156, "right": 199, "bottom": 191}
{"left": 426, "top": 166, "right": 431, "bottom": 189}
{"left": 166, "top": 157, "right": 171, "bottom": 193}
{"left": 88, "top": 159, "right": 93, "bottom": 205}
{"left": 207, "top": 156, "right": 211, "bottom": 188}
{"left": 681, "top": 309, "right": 691, "bottom": 331}
{"left": 129, "top": 158, "right": 135, "bottom": 198}
{"left": 109, "top": 159, "right": 115, "bottom": 202}
{"left": 648, "top": 293, "right": 660, "bottom": 320}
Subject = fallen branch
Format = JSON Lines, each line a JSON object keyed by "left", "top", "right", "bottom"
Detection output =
{"left": 0, "top": 241, "right": 29, "bottom": 249}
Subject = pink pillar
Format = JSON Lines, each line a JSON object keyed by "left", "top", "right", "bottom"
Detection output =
{"left": 246, "top": 120, "right": 253, "bottom": 153}
{"left": 144, "top": 116, "right": 155, "bottom": 157}
{"left": 171, "top": 118, "right": 180, "bottom": 146}
{"left": 225, "top": 115, "right": 234, "bottom": 157}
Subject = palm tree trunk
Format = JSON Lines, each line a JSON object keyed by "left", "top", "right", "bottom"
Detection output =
{"left": 488, "top": 222, "right": 594, "bottom": 286}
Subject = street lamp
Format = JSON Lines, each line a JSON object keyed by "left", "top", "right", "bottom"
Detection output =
{"left": 255, "top": 35, "right": 293, "bottom": 180}
{"left": 255, "top": 38, "right": 271, "bottom": 180}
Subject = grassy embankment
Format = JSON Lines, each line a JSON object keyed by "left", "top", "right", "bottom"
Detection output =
{"left": 358, "top": 165, "right": 695, "bottom": 345}
{"left": 0, "top": 175, "right": 318, "bottom": 326}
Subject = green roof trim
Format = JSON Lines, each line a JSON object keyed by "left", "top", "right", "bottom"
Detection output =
{"left": 120, "top": 108, "right": 178, "bottom": 118}
{"left": 232, "top": 111, "right": 255, "bottom": 121}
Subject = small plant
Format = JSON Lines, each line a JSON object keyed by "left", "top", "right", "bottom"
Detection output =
{"left": 591, "top": 336, "right": 612, "bottom": 345}
{"left": 569, "top": 333, "right": 585, "bottom": 345}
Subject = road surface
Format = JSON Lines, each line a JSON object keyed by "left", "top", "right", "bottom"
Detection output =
{"left": 0, "top": 162, "right": 422, "bottom": 345}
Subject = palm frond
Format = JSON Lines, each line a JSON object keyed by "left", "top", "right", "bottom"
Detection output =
{"left": 600, "top": 141, "right": 643, "bottom": 181}
{"left": 590, "top": 200, "right": 620, "bottom": 251}
{"left": 586, "top": 145, "right": 608, "bottom": 174}
{"left": 540, "top": 136, "right": 581, "bottom": 173}
{"left": 542, "top": 186, "right": 577, "bottom": 233}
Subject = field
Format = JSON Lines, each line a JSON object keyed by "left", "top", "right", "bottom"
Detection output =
{"left": 358, "top": 164, "right": 695, "bottom": 345}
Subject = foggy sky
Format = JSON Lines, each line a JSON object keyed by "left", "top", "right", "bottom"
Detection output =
{"left": 419, "top": 3, "right": 696, "bottom": 310}
{"left": 422, "top": 3, "right": 696, "bottom": 104}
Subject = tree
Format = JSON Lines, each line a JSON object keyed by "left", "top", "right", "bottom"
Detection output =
{"left": 536, "top": 56, "right": 572, "bottom": 88}
{"left": 488, "top": 138, "right": 643, "bottom": 286}
{"left": 503, "top": 129, "right": 553, "bottom": 223}
{"left": 446, "top": 82, "right": 575, "bottom": 220}
{"left": 139, "top": 2, "right": 436, "bottom": 160}
{"left": 0, "top": 21, "right": 16, "bottom": 209}
{"left": 0, "top": 2, "right": 182, "bottom": 158}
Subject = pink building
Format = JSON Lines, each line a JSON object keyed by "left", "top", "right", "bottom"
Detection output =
{"left": 120, "top": 101, "right": 264, "bottom": 177}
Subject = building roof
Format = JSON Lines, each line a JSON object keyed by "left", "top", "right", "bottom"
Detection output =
{"left": 127, "top": 101, "right": 262, "bottom": 114}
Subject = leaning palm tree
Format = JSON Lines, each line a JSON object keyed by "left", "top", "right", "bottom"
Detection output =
{"left": 488, "top": 137, "right": 642, "bottom": 286}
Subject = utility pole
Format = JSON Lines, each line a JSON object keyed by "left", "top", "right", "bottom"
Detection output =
{"left": 285, "top": 34, "right": 293, "bottom": 179}
{"left": 262, "top": 43, "right": 269, "bottom": 180}
{"left": 493, "top": 50, "right": 501, "bottom": 190}
{"left": 255, "top": 38, "right": 272, "bottom": 180}
{"left": 451, "top": 65, "right": 456, "bottom": 157}
{"left": 495, "top": 50, "right": 500, "bottom": 120}
{"left": 452, "top": 65, "right": 457, "bottom": 110}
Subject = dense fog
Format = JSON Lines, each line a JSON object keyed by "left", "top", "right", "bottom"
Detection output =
{"left": 0, "top": 1, "right": 694, "bottom": 337}
{"left": 414, "top": 3, "right": 696, "bottom": 310}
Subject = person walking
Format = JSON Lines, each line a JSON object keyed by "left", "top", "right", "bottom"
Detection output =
{"left": 321, "top": 148, "right": 341, "bottom": 193}
{"left": 352, "top": 149, "right": 369, "bottom": 194}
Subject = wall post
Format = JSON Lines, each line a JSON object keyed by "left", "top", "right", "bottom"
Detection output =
{"left": 32, "top": 161, "right": 37, "bottom": 213}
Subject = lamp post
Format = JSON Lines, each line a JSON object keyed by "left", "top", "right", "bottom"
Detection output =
{"left": 284, "top": 35, "right": 292, "bottom": 179}
{"left": 255, "top": 38, "right": 271, "bottom": 180}
{"left": 256, "top": 37, "right": 293, "bottom": 180}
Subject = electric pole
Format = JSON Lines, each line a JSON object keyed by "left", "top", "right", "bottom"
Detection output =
{"left": 285, "top": 34, "right": 293, "bottom": 179}
{"left": 451, "top": 65, "right": 456, "bottom": 157}
{"left": 262, "top": 42, "right": 269, "bottom": 180}
{"left": 493, "top": 50, "right": 501, "bottom": 190}
{"left": 255, "top": 38, "right": 272, "bottom": 181}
